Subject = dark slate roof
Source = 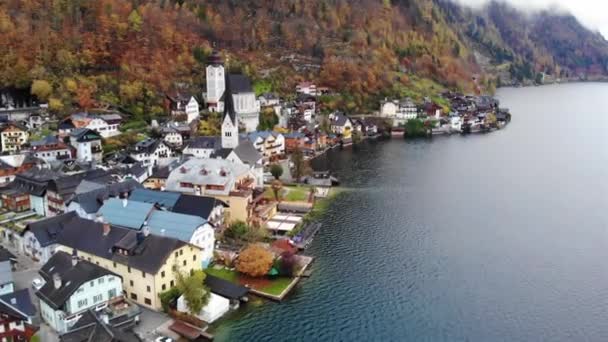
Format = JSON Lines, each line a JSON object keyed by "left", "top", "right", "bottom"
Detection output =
{"left": 0, "top": 247, "right": 16, "bottom": 263}
{"left": 0, "top": 298, "right": 28, "bottom": 321}
{"left": 58, "top": 119, "right": 76, "bottom": 130}
{"left": 70, "top": 128, "right": 101, "bottom": 142}
{"left": 37, "top": 251, "right": 118, "bottom": 310}
{"left": 149, "top": 165, "right": 171, "bottom": 179}
{"left": 128, "top": 189, "right": 181, "bottom": 209}
{"left": 0, "top": 289, "right": 36, "bottom": 317}
{"left": 23, "top": 212, "right": 78, "bottom": 247}
{"left": 133, "top": 138, "right": 164, "bottom": 155}
{"left": 204, "top": 274, "right": 249, "bottom": 300}
{"left": 228, "top": 74, "right": 253, "bottom": 94}
{"left": 70, "top": 180, "right": 142, "bottom": 214}
{"left": 185, "top": 136, "right": 220, "bottom": 150}
{"left": 211, "top": 148, "right": 233, "bottom": 160}
{"left": 57, "top": 218, "right": 187, "bottom": 274}
{"left": 332, "top": 113, "right": 351, "bottom": 127}
{"left": 31, "top": 135, "right": 60, "bottom": 147}
{"left": 126, "top": 163, "right": 146, "bottom": 178}
{"left": 60, "top": 310, "right": 141, "bottom": 342}
{"left": 48, "top": 169, "right": 112, "bottom": 197}
{"left": 223, "top": 74, "right": 237, "bottom": 125}
{"left": 12, "top": 168, "right": 61, "bottom": 196}
{"left": 172, "top": 195, "right": 226, "bottom": 220}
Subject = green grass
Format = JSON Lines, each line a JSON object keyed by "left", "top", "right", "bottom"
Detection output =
{"left": 283, "top": 186, "right": 310, "bottom": 202}
{"left": 260, "top": 277, "right": 293, "bottom": 296}
{"left": 206, "top": 267, "right": 239, "bottom": 282}
{"left": 31, "top": 335, "right": 40, "bottom": 342}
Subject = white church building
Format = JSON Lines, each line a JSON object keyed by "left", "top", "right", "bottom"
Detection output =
{"left": 203, "top": 50, "right": 260, "bottom": 132}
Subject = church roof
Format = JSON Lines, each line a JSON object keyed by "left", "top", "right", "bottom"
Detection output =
{"left": 228, "top": 74, "right": 254, "bottom": 94}
{"left": 223, "top": 73, "right": 237, "bottom": 125}
{"left": 207, "top": 49, "right": 224, "bottom": 66}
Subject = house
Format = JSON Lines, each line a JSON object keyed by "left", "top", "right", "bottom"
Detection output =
{"left": 36, "top": 251, "right": 124, "bottom": 334}
{"left": 361, "top": 120, "right": 378, "bottom": 136}
{"left": 165, "top": 158, "right": 262, "bottom": 223}
{"left": 0, "top": 154, "right": 40, "bottom": 186}
{"left": 98, "top": 197, "right": 215, "bottom": 267}
{"left": 45, "top": 169, "right": 113, "bottom": 217}
{"left": 329, "top": 113, "right": 353, "bottom": 139}
{"left": 203, "top": 274, "right": 248, "bottom": 308}
{"left": 242, "top": 131, "right": 285, "bottom": 164}
{"left": 68, "top": 128, "right": 103, "bottom": 163}
{"left": 167, "top": 93, "right": 200, "bottom": 124}
{"left": 161, "top": 122, "right": 191, "bottom": 148}
{"left": 177, "top": 293, "right": 229, "bottom": 324}
{"left": 0, "top": 122, "right": 29, "bottom": 153}
{"left": 284, "top": 132, "right": 306, "bottom": 153}
{"left": 30, "top": 136, "right": 73, "bottom": 164}
{"left": 258, "top": 93, "right": 280, "bottom": 107}
{"left": 58, "top": 113, "right": 121, "bottom": 138}
{"left": 66, "top": 180, "right": 142, "bottom": 220}
{"left": 56, "top": 219, "right": 202, "bottom": 311}
{"left": 142, "top": 162, "right": 179, "bottom": 190}
{"left": 183, "top": 137, "right": 220, "bottom": 159}
{"left": 204, "top": 51, "right": 260, "bottom": 132}
{"left": 0, "top": 188, "right": 30, "bottom": 212}
{"left": 130, "top": 138, "right": 171, "bottom": 168}
{"left": 10, "top": 168, "right": 61, "bottom": 216}
{"left": 380, "top": 98, "right": 419, "bottom": 126}
{"left": 0, "top": 289, "right": 38, "bottom": 341}
{"left": 295, "top": 81, "right": 317, "bottom": 96}
{"left": 21, "top": 212, "right": 79, "bottom": 263}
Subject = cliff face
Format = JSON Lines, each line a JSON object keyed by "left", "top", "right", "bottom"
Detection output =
{"left": 1, "top": 0, "right": 606, "bottom": 114}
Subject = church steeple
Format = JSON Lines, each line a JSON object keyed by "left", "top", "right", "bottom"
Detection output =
{"left": 205, "top": 47, "right": 225, "bottom": 109}
{"left": 221, "top": 74, "right": 238, "bottom": 149}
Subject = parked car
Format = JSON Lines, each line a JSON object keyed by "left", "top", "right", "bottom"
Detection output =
{"left": 31, "top": 278, "right": 44, "bottom": 291}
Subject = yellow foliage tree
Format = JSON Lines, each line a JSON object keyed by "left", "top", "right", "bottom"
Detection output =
{"left": 236, "top": 244, "right": 274, "bottom": 278}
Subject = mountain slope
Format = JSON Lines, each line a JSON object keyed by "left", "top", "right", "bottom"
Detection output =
{"left": 0, "top": 0, "right": 607, "bottom": 115}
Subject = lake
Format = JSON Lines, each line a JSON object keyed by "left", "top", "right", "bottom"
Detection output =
{"left": 214, "top": 83, "right": 608, "bottom": 341}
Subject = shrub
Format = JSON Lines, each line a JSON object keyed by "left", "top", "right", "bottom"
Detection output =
{"left": 159, "top": 287, "right": 181, "bottom": 313}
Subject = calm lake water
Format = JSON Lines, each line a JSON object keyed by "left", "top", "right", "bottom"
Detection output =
{"left": 215, "top": 83, "right": 608, "bottom": 341}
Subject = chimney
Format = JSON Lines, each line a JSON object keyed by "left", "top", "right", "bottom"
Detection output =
{"left": 71, "top": 249, "right": 78, "bottom": 267}
{"left": 122, "top": 198, "right": 128, "bottom": 208}
{"left": 142, "top": 225, "right": 150, "bottom": 237}
{"left": 103, "top": 222, "right": 111, "bottom": 236}
{"left": 53, "top": 273, "right": 62, "bottom": 289}
{"left": 10, "top": 297, "right": 16, "bottom": 305}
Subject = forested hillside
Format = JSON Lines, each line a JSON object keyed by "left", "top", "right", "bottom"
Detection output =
{"left": 1, "top": 0, "right": 607, "bottom": 116}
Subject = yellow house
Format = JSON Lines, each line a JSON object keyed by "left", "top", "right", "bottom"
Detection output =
{"left": 56, "top": 217, "right": 201, "bottom": 311}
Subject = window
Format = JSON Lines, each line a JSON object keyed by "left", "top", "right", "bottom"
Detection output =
{"left": 144, "top": 298, "right": 152, "bottom": 305}
{"left": 93, "top": 294, "right": 102, "bottom": 302}
{"left": 77, "top": 299, "right": 88, "bottom": 308}
{"left": 161, "top": 271, "right": 165, "bottom": 278}
{"left": 193, "top": 255, "right": 196, "bottom": 261}
{"left": 130, "top": 280, "right": 134, "bottom": 287}
{"left": 183, "top": 260, "right": 187, "bottom": 266}
{"left": 108, "top": 276, "right": 115, "bottom": 282}
{"left": 108, "top": 289, "right": 117, "bottom": 299}
{"left": 142, "top": 271, "right": 146, "bottom": 278}
{"left": 174, "top": 252, "right": 178, "bottom": 258}
{"left": 98, "top": 278, "right": 104, "bottom": 285}
{"left": 170, "top": 280, "right": 174, "bottom": 287}
{"left": 180, "top": 250, "right": 183, "bottom": 256}
{"left": 130, "top": 293, "right": 137, "bottom": 300}
{"left": 127, "top": 266, "right": 131, "bottom": 273}
{"left": 90, "top": 281, "right": 94, "bottom": 287}
{"left": 113, "top": 262, "right": 117, "bottom": 268}
{"left": 147, "top": 286, "right": 151, "bottom": 293}
{"left": 162, "top": 284, "right": 166, "bottom": 291}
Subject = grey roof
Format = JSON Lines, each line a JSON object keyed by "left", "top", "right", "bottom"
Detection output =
{"left": 98, "top": 198, "right": 154, "bottom": 230}
{"left": 128, "top": 189, "right": 181, "bottom": 209}
{"left": 228, "top": 74, "right": 253, "bottom": 94}
{"left": 70, "top": 128, "right": 101, "bottom": 142}
{"left": 232, "top": 140, "right": 263, "bottom": 166}
{"left": 37, "top": 251, "right": 118, "bottom": 310}
{"left": 57, "top": 218, "right": 188, "bottom": 274}
{"left": 331, "top": 113, "right": 351, "bottom": 127}
{"left": 146, "top": 211, "right": 206, "bottom": 242}
{"left": 23, "top": 212, "right": 79, "bottom": 247}
{"left": 70, "top": 180, "right": 142, "bottom": 214}
{"left": 60, "top": 309, "right": 141, "bottom": 342}
{"left": 173, "top": 195, "right": 226, "bottom": 220}
{"left": 133, "top": 138, "right": 164, "bottom": 155}
{"left": 0, "top": 260, "right": 13, "bottom": 287}
{"left": 126, "top": 163, "right": 147, "bottom": 178}
{"left": 12, "top": 168, "right": 61, "bottom": 196}
{"left": 185, "top": 136, "right": 220, "bottom": 150}
{"left": 205, "top": 274, "right": 248, "bottom": 300}
{"left": 0, "top": 289, "right": 36, "bottom": 318}
{"left": 31, "top": 135, "right": 60, "bottom": 147}
{"left": 165, "top": 158, "right": 251, "bottom": 196}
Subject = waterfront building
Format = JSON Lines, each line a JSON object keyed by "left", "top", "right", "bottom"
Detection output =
{"left": 36, "top": 251, "right": 123, "bottom": 333}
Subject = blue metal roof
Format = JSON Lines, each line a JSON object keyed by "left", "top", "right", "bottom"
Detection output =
{"left": 146, "top": 211, "right": 207, "bottom": 242}
{"left": 97, "top": 198, "right": 154, "bottom": 230}
{"left": 129, "top": 189, "right": 181, "bottom": 209}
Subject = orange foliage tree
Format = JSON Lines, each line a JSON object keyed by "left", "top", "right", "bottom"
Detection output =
{"left": 236, "top": 244, "right": 275, "bottom": 278}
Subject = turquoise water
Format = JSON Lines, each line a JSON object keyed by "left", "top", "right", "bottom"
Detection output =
{"left": 215, "top": 84, "right": 608, "bottom": 341}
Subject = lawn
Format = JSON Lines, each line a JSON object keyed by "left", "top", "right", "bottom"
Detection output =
{"left": 206, "top": 266, "right": 294, "bottom": 297}
{"left": 263, "top": 185, "right": 311, "bottom": 202}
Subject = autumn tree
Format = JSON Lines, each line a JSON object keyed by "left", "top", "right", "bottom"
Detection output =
{"left": 236, "top": 244, "right": 274, "bottom": 277}
{"left": 175, "top": 269, "right": 210, "bottom": 315}
{"left": 31, "top": 80, "right": 52, "bottom": 101}
{"left": 198, "top": 112, "right": 221, "bottom": 136}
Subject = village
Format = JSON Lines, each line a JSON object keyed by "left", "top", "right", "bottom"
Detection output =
{"left": 0, "top": 50, "right": 510, "bottom": 342}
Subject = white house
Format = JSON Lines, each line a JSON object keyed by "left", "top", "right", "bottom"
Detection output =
{"left": 30, "top": 136, "right": 72, "bottom": 164}
{"left": 59, "top": 113, "right": 121, "bottom": 138}
{"left": 258, "top": 93, "right": 280, "bottom": 107}
{"left": 169, "top": 94, "right": 200, "bottom": 124}
{"left": 242, "top": 131, "right": 285, "bottom": 164}
{"left": 21, "top": 212, "right": 79, "bottom": 264}
{"left": 130, "top": 138, "right": 171, "bottom": 167}
{"left": 177, "top": 292, "right": 229, "bottom": 323}
{"left": 296, "top": 81, "right": 317, "bottom": 96}
{"left": 68, "top": 128, "right": 103, "bottom": 163}
{"left": 162, "top": 128, "right": 183, "bottom": 147}
{"left": 0, "top": 259, "right": 14, "bottom": 296}
{"left": 0, "top": 122, "right": 29, "bottom": 153}
{"left": 380, "top": 98, "right": 418, "bottom": 127}
{"left": 329, "top": 113, "right": 354, "bottom": 137}
{"left": 36, "top": 251, "right": 123, "bottom": 334}
{"left": 183, "top": 137, "right": 220, "bottom": 159}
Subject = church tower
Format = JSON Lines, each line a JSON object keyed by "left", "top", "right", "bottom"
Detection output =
{"left": 205, "top": 49, "right": 225, "bottom": 111}
{"left": 221, "top": 74, "right": 239, "bottom": 149}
